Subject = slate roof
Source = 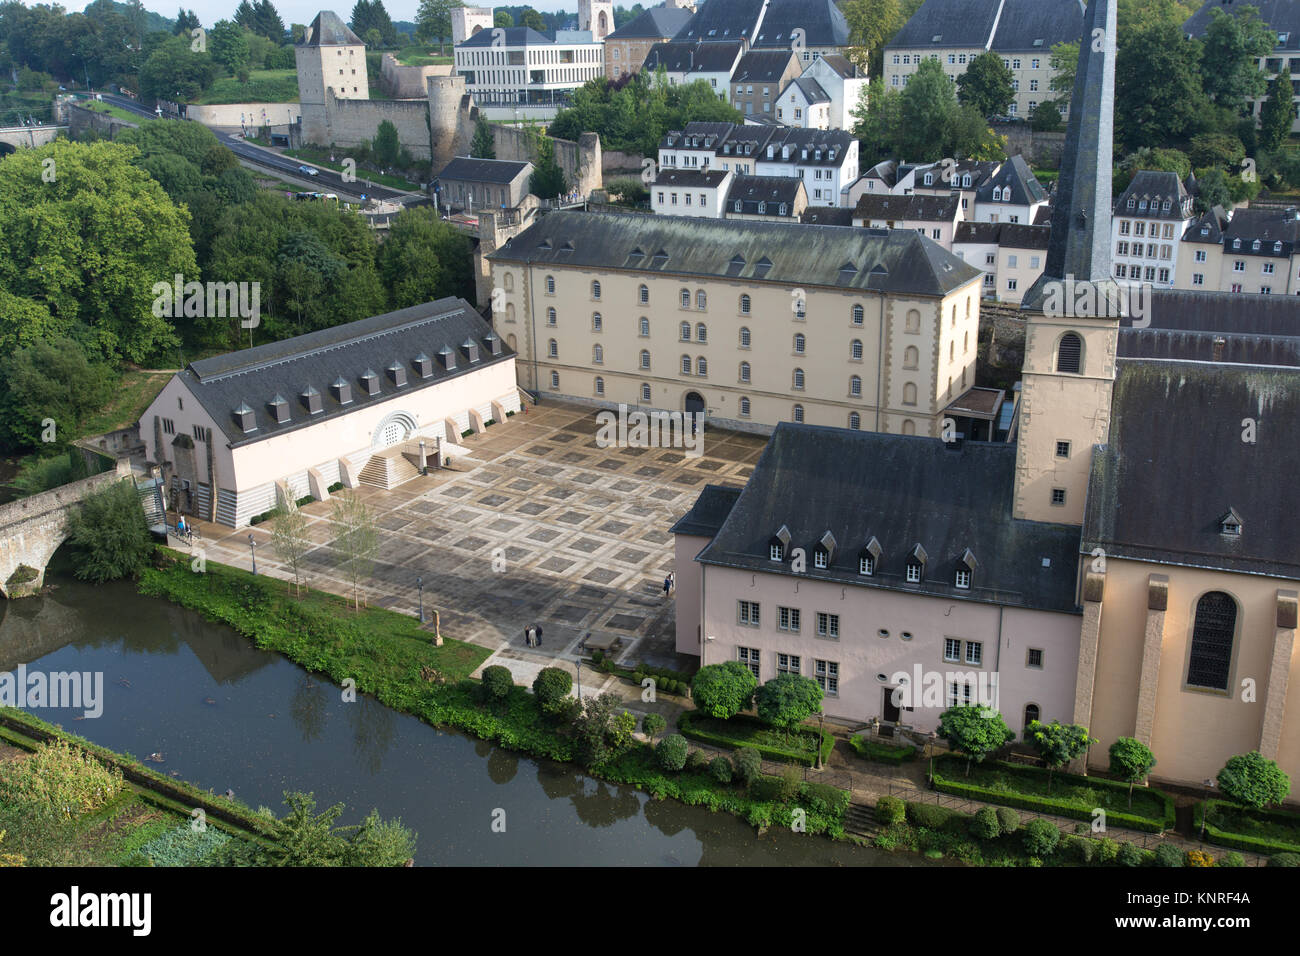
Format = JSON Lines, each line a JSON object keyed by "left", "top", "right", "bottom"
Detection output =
{"left": 661, "top": 121, "right": 735, "bottom": 149}
{"left": 762, "top": 127, "right": 854, "bottom": 165}
{"left": 1182, "top": 206, "right": 1230, "bottom": 243}
{"left": 990, "top": 0, "right": 1085, "bottom": 51}
{"left": 1114, "top": 170, "right": 1192, "bottom": 219}
{"left": 457, "top": 26, "right": 554, "bottom": 47}
{"left": 731, "top": 50, "right": 799, "bottom": 84}
{"left": 1083, "top": 360, "right": 1300, "bottom": 580}
{"left": 670, "top": 484, "right": 743, "bottom": 537}
{"left": 814, "top": 53, "right": 859, "bottom": 78}
{"left": 653, "top": 168, "right": 732, "bottom": 189}
{"left": 608, "top": 5, "right": 693, "bottom": 39}
{"left": 976, "top": 154, "right": 1046, "bottom": 206}
{"left": 438, "top": 156, "right": 532, "bottom": 184}
{"left": 954, "top": 221, "right": 1050, "bottom": 249}
{"left": 888, "top": 0, "right": 1006, "bottom": 48}
{"left": 178, "top": 298, "right": 512, "bottom": 448}
{"left": 889, "top": 0, "right": 1083, "bottom": 50}
{"left": 1220, "top": 206, "right": 1300, "bottom": 257}
{"left": 488, "top": 210, "right": 982, "bottom": 296}
{"left": 1118, "top": 328, "right": 1300, "bottom": 367}
{"left": 855, "top": 192, "right": 960, "bottom": 223}
{"left": 790, "top": 77, "right": 831, "bottom": 104}
{"left": 302, "top": 10, "right": 363, "bottom": 46}
{"left": 799, "top": 206, "right": 855, "bottom": 227}
{"left": 672, "top": 0, "right": 766, "bottom": 43}
{"left": 1184, "top": 0, "right": 1300, "bottom": 52}
{"left": 726, "top": 175, "right": 804, "bottom": 216}
{"left": 695, "top": 424, "right": 1083, "bottom": 613}
{"left": 752, "top": 0, "right": 849, "bottom": 48}
{"left": 1122, "top": 289, "right": 1300, "bottom": 338}
{"left": 643, "top": 39, "right": 744, "bottom": 73}
{"left": 913, "top": 158, "right": 999, "bottom": 190}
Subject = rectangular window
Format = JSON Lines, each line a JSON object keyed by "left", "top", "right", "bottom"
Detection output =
{"left": 1056, "top": 440, "right": 1070, "bottom": 457}
{"left": 944, "top": 638, "right": 961, "bottom": 662}
{"left": 777, "top": 607, "right": 801, "bottom": 632}
{"left": 1264, "top": 262, "right": 1276, "bottom": 274}
{"left": 947, "top": 681, "right": 973, "bottom": 708}
{"left": 1027, "top": 648, "right": 1044, "bottom": 668}
{"left": 1234, "top": 261, "right": 1245, "bottom": 272}
{"left": 965, "top": 641, "right": 983, "bottom": 666}
{"left": 1195, "top": 249, "right": 1207, "bottom": 262}
{"left": 816, "top": 612, "right": 839, "bottom": 639}
{"left": 777, "top": 653, "right": 801, "bottom": 675}
{"left": 769, "top": 544, "right": 782, "bottom": 561}
{"left": 1051, "top": 488, "right": 1066, "bottom": 506}
{"left": 814, "top": 659, "right": 838, "bottom": 696}
{"left": 955, "top": 568, "right": 971, "bottom": 589}
{"left": 737, "top": 646, "right": 760, "bottom": 679}
{"left": 1193, "top": 273, "right": 1204, "bottom": 285}
{"left": 859, "top": 555, "right": 874, "bottom": 575}
{"left": 162, "top": 418, "right": 175, "bottom": 435}
{"left": 737, "top": 601, "right": 760, "bottom": 626}
{"left": 814, "top": 550, "right": 828, "bottom": 569}
{"left": 906, "top": 563, "right": 921, "bottom": 583}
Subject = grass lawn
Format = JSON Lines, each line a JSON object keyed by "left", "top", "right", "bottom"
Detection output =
{"left": 1201, "top": 799, "right": 1300, "bottom": 854}
{"left": 80, "top": 100, "right": 141, "bottom": 122}
{"left": 677, "top": 711, "right": 833, "bottom": 767}
{"left": 195, "top": 70, "right": 299, "bottom": 105}
{"left": 393, "top": 46, "right": 453, "bottom": 66}
{"left": 283, "top": 147, "right": 423, "bottom": 191}
{"left": 80, "top": 368, "right": 172, "bottom": 437}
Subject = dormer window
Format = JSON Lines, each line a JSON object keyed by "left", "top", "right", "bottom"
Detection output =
{"left": 955, "top": 568, "right": 971, "bottom": 589}
{"left": 858, "top": 536, "right": 881, "bottom": 576}
{"left": 331, "top": 377, "right": 352, "bottom": 405}
{"left": 769, "top": 524, "right": 791, "bottom": 562}
{"left": 1201, "top": 226, "right": 1210, "bottom": 236}
{"left": 924, "top": 172, "right": 935, "bottom": 186}
{"left": 268, "top": 394, "right": 289, "bottom": 424}
{"left": 301, "top": 386, "right": 322, "bottom": 415}
{"left": 1163, "top": 200, "right": 1171, "bottom": 212}
{"left": 906, "top": 543, "right": 927, "bottom": 583}
{"left": 1252, "top": 239, "right": 1261, "bottom": 251}
{"left": 1220, "top": 509, "right": 1242, "bottom": 536}
{"left": 1275, "top": 241, "right": 1283, "bottom": 253}
{"left": 813, "top": 531, "right": 836, "bottom": 570}
{"left": 1232, "top": 238, "right": 1241, "bottom": 249}
{"left": 956, "top": 548, "right": 976, "bottom": 589}
{"left": 360, "top": 369, "right": 379, "bottom": 396}
{"left": 232, "top": 402, "right": 256, "bottom": 433}
{"left": 1127, "top": 198, "right": 1135, "bottom": 209}
{"left": 962, "top": 174, "right": 971, "bottom": 187}
{"left": 414, "top": 353, "right": 433, "bottom": 378}
{"left": 388, "top": 361, "right": 407, "bottom": 387}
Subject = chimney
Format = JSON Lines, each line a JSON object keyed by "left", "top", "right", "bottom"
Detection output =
{"left": 360, "top": 369, "right": 380, "bottom": 396}
{"left": 462, "top": 337, "right": 481, "bottom": 363}
{"left": 331, "top": 376, "right": 352, "bottom": 405}
{"left": 388, "top": 360, "right": 407, "bottom": 387}
{"left": 438, "top": 344, "right": 457, "bottom": 370}
{"left": 268, "top": 394, "right": 289, "bottom": 424}
{"left": 300, "top": 386, "right": 322, "bottom": 415}
{"left": 232, "top": 402, "right": 257, "bottom": 433}
{"left": 414, "top": 353, "right": 434, "bottom": 378}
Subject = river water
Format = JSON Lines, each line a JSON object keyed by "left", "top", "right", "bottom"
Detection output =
{"left": 0, "top": 574, "right": 922, "bottom": 866}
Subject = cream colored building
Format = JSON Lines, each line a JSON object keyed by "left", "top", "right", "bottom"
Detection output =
{"left": 487, "top": 211, "right": 983, "bottom": 434}
{"left": 603, "top": 5, "right": 693, "bottom": 81}
{"left": 953, "top": 221, "right": 1049, "bottom": 303}
{"left": 296, "top": 10, "right": 369, "bottom": 105}
{"left": 1174, "top": 205, "right": 1300, "bottom": 295}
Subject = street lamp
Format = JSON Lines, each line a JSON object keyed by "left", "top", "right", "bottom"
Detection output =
{"left": 416, "top": 576, "right": 424, "bottom": 623}
{"left": 575, "top": 658, "right": 582, "bottom": 702}
{"left": 1200, "top": 778, "right": 1215, "bottom": 841}
{"left": 814, "top": 711, "right": 826, "bottom": 770}
{"left": 248, "top": 534, "right": 257, "bottom": 575}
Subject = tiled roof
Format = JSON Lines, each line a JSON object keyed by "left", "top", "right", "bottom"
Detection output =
{"left": 608, "top": 5, "right": 693, "bottom": 39}
{"left": 302, "top": 10, "right": 362, "bottom": 46}
{"left": 438, "top": 156, "right": 532, "bottom": 184}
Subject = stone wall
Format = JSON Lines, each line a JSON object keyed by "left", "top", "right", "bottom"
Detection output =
{"left": 302, "top": 90, "right": 434, "bottom": 159}
{"left": 381, "top": 53, "right": 453, "bottom": 99}
{"left": 66, "top": 103, "right": 137, "bottom": 140}
{"left": 491, "top": 125, "right": 603, "bottom": 198}
{"left": 992, "top": 121, "right": 1066, "bottom": 167}
{"left": 602, "top": 148, "right": 645, "bottom": 176}
{"left": 187, "top": 103, "right": 302, "bottom": 127}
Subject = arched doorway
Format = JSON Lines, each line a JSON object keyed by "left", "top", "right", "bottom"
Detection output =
{"left": 684, "top": 391, "right": 705, "bottom": 416}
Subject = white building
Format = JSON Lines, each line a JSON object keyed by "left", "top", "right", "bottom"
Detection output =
{"left": 971, "top": 155, "right": 1047, "bottom": 224}
{"left": 1110, "top": 170, "right": 1195, "bottom": 290}
{"left": 454, "top": 27, "right": 604, "bottom": 106}
{"left": 642, "top": 39, "right": 745, "bottom": 98}
{"left": 777, "top": 54, "right": 868, "bottom": 131}
{"left": 650, "top": 168, "right": 733, "bottom": 217}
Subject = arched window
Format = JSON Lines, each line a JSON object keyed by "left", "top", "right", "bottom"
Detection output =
{"left": 1057, "top": 332, "right": 1083, "bottom": 374}
{"left": 1023, "top": 703, "right": 1040, "bottom": 738}
{"left": 696, "top": 322, "right": 707, "bottom": 343}
{"left": 902, "top": 419, "right": 916, "bottom": 435}
{"left": 547, "top": 307, "right": 557, "bottom": 326}
{"left": 506, "top": 302, "right": 516, "bottom": 322}
{"left": 545, "top": 275, "right": 555, "bottom": 294}
{"left": 697, "top": 356, "right": 708, "bottom": 376}
{"left": 964, "top": 330, "right": 969, "bottom": 353}
{"left": 696, "top": 290, "right": 707, "bottom": 310}
{"left": 1187, "top": 592, "right": 1237, "bottom": 691}
{"left": 739, "top": 326, "right": 751, "bottom": 348}
{"left": 503, "top": 272, "right": 514, "bottom": 292}
{"left": 848, "top": 412, "right": 861, "bottom": 430}
{"left": 680, "top": 288, "right": 691, "bottom": 308}
{"left": 506, "top": 333, "right": 517, "bottom": 351}
{"left": 550, "top": 371, "right": 559, "bottom": 389}
{"left": 681, "top": 355, "right": 692, "bottom": 374}
{"left": 593, "top": 344, "right": 603, "bottom": 364}
{"left": 548, "top": 339, "right": 558, "bottom": 358}
{"left": 640, "top": 383, "right": 652, "bottom": 402}
{"left": 639, "top": 316, "right": 650, "bottom": 336}
{"left": 594, "top": 376, "right": 605, "bottom": 395}
{"left": 793, "top": 404, "right": 805, "bottom": 423}
{"left": 793, "top": 368, "right": 805, "bottom": 390}
{"left": 639, "top": 349, "right": 651, "bottom": 369}
{"left": 850, "top": 375, "right": 862, "bottom": 396}
{"left": 591, "top": 280, "right": 601, "bottom": 300}
{"left": 739, "top": 361, "right": 751, "bottom": 383}
{"left": 852, "top": 304, "right": 864, "bottom": 325}
{"left": 680, "top": 321, "right": 691, "bottom": 341}
{"left": 740, "top": 294, "right": 751, "bottom": 314}
{"left": 795, "top": 296, "right": 806, "bottom": 320}
{"left": 951, "top": 304, "right": 957, "bottom": 327}
{"left": 903, "top": 382, "right": 917, "bottom": 406}
{"left": 592, "top": 312, "right": 603, "bottom": 331}
{"left": 905, "top": 309, "right": 920, "bottom": 333}
{"left": 904, "top": 345, "right": 919, "bottom": 369}
{"left": 851, "top": 339, "right": 863, "bottom": 360}
{"left": 639, "top": 284, "right": 649, "bottom": 304}
{"left": 794, "top": 333, "right": 806, "bottom": 354}
{"left": 949, "top": 341, "right": 955, "bottom": 362}
{"left": 739, "top": 396, "right": 751, "bottom": 417}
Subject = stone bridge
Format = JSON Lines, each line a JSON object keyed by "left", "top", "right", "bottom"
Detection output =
{"left": 0, "top": 125, "right": 64, "bottom": 153}
{"left": 0, "top": 460, "right": 132, "bottom": 598}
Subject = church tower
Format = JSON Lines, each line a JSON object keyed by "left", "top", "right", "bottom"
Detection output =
{"left": 580, "top": 0, "right": 615, "bottom": 41}
{"left": 1014, "top": 0, "right": 1120, "bottom": 525}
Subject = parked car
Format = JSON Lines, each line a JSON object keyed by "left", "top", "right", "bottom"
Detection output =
{"left": 298, "top": 164, "right": 319, "bottom": 176}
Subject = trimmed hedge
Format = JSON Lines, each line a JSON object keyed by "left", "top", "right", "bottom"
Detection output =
{"left": 931, "top": 755, "right": 1175, "bottom": 833}
{"left": 677, "top": 710, "right": 833, "bottom": 768}
{"left": 1195, "top": 799, "right": 1300, "bottom": 856}
{"left": 849, "top": 735, "right": 918, "bottom": 764}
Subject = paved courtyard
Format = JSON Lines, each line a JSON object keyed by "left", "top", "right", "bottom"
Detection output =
{"left": 191, "top": 399, "right": 767, "bottom": 704}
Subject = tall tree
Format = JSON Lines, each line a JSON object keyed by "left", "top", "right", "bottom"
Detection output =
{"left": 938, "top": 705, "right": 1014, "bottom": 776}
{"left": 208, "top": 20, "right": 250, "bottom": 77}
{"left": 471, "top": 114, "right": 496, "bottom": 158}
{"left": 376, "top": 207, "right": 474, "bottom": 309}
{"left": 1108, "top": 737, "right": 1156, "bottom": 809}
{"left": 0, "top": 334, "right": 115, "bottom": 453}
{"left": 416, "top": 0, "right": 465, "bottom": 51}
{"left": 1199, "top": 5, "right": 1274, "bottom": 115}
{"left": 529, "top": 136, "right": 568, "bottom": 199}
{"left": 330, "top": 490, "right": 379, "bottom": 610}
{"left": 957, "top": 50, "right": 1015, "bottom": 118}
{"left": 519, "top": 8, "right": 545, "bottom": 31}
{"left": 1259, "top": 72, "right": 1295, "bottom": 153}
{"left": 840, "top": 0, "right": 900, "bottom": 76}
{"left": 1048, "top": 39, "right": 1078, "bottom": 109}
{"left": 494, "top": 11, "right": 514, "bottom": 29}
{"left": 174, "top": 8, "right": 200, "bottom": 34}
{"left": 252, "top": 0, "right": 284, "bottom": 42}
{"left": 63, "top": 480, "right": 154, "bottom": 583}
{"left": 270, "top": 498, "right": 312, "bottom": 597}
{"left": 1025, "top": 720, "right": 1095, "bottom": 793}
{"left": 372, "top": 119, "right": 401, "bottom": 166}
{"left": 351, "top": 0, "right": 398, "bottom": 47}
{"left": 1116, "top": 20, "right": 1207, "bottom": 151}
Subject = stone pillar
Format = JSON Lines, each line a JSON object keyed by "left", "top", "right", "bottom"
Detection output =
{"left": 1133, "top": 574, "right": 1169, "bottom": 745}
{"left": 1071, "top": 570, "right": 1106, "bottom": 771}
{"left": 1260, "top": 589, "right": 1299, "bottom": 760}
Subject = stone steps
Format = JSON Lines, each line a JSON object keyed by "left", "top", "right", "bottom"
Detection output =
{"left": 357, "top": 453, "right": 421, "bottom": 490}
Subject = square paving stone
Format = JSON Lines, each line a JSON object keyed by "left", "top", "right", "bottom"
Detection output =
{"left": 540, "top": 556, "right": 576, "bottom": 573}
{"left": 596, "top": 460, "right": 623, "bottom": 471}
{"left": 545, "top": 488, "right": 574, "bottom": 500}
{"left": 606, "top": 613, "right": 646, "bottom": 631}
{"left": 549, "top": 432, "right": 577, "bottom": 443}
{"left": 527, "top": 445, "right": 553, "bottom": 455}
{"left": 635, "top": 466, "right": 664, "bottom": 478}
{"left": 406, "top": 499, "right": 438, "bottom": 514}
{"left": 477, "top": 494, "right": 510, "bottom": 507}
{"left": 455, "top": 536, "right": 489, "bottom": 551}
{"left": 620, "top": 446, "right": 650, "bottom": 457}
{"left": 657, "top": 452, "right": 685, "bottom": 464}
{"left": 640, "top": 529, "right": 672, "bottom": 544}
{"left": 672, "top": 474, "right": 702, "bottom": 486}
{"left": 616, "top": 548, "right": 649, "bottom": 564}
{"left": 599, "top": 520, "right": 633, "bottom": 535}
{"left": 501, "top": 457, "right": 529, "bottom": 469}
{"left": 527, "top": 528, "right": 561, "bottom": 542}
{"left": 411, "top": 526, "right": 449, "bottom": 542}
{"left": 570, "top": 473, "right": 600, "bottom": 485}
{"left": 504, "top": 546, "right": 531, "bottom": 562}
{"left": 566, "top": 537, "right": 603, "bottom": 554}
{"left": 552, "top": 604, "right": 590, "bottom": 623}
{"left": 576, "top": 585, "right": 609, "bottom": 601}
{"left": 516, "top": 502, "right": 549, "bottom": 516}
{"left": 584, "top": 568, "right": 620, "bottom": 585}
{"left": 555, "top": 510, "right": 588, "bottom": 525}
{"left": 441, "top": 486, "right": 472, "bottom": 498}
{"left": 489, "top": 517, "right": 520, "bottom": 531}
{"left": 694, "top": 459, "right": 725, "bottom": 471}
{"left": 651, "top": 488, "right": 680, "bottom": 501}
{"left": 449, "top": 509, "right": 481, "bottom": 523}
{"left": 508, "top": 478, "right": 537, "bottom": 491}
{"left": 624, "top": 505, "right": 655, "bottom": 518}
{"left": 561, "top": 452, "right": 588, "bottom": 463}
{"left": 533, "top": 466, "right": 563, "bottom": 478}
{"left": 611, "top": 480, "right": 640, "bottom": 493}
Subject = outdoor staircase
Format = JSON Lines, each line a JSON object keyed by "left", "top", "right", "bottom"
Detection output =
{"left": 135, "top": 477, "right": 166, "bottom": 530}
{"left": 357, "top": 451, "right": 421, "bottom": 490}
{"left": 843, "top": 803, "right": 879, "bottom": 840}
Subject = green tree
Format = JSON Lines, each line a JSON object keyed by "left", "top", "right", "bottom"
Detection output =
{"left": 1188, "top": 131, "right": 1246, "bottom": 170}
{"left": 0, "top": 334, "right": 115, "bottom": 453}
{"left": 529, "top": 136, "right": 569, "bottom": 199}
{"left": 471, "top": 115, "right": 496, "bottom": 158}
{"left": 1217, "top": 751, "right": 1291, "bottom": 809}
{"left": 330, "top": 490, "right": 379, "bottom": 609}
{"left": 270, "top": 497, "right": 311, "bottom": 597}
{"left": 1025, "top": 720, "right": 1095, "bottom": 793}
{"left": 574, "top": 692, "right": 634, "bottom": 767}
{"left": 208, "top": 20, "right": 249, "bottom": 76}
{"left": 1108, "top": 737, "right": 1157, "bottom": 809}
{"left": 519, "top": 8, "right": 545, "bottom": 31}
{"left": 641, "top": 712, "right": 666, "bottom": 745}
{"left": 690, "top": 661, "right": 758, "bottom": 719}
{"left": 351, "top": 0, "right": 398, "bottom": 47}
{"left": 251, "top": 0, "right": 285, "bottom": 42}
{"left": 841, "top": 0, "right": 900, "bottom": 76}
{"left": 416, "top": 0, "right": 464, "bottom": 51}
{"left": 139, "top": 33, "right": 218, "bottom": 102}
{"left": 0, "top": 289, "right": 59, "bottom": 358}
{"left": 494, "top": 10, "right": 514, "bottom": 28}
{"left": 1116, "top": 20, "right": 1207, "bottom": 151}
{"left": 1259, "top": 72, "right": 1294, "bottom": 153}
{"left": 753, "top": 673, "right": 823, "bottom": 730}
{"left": 957, "top": 50, "right": 1015, "bottom": 119}
{"left": 174, "top": 8, "right": 200, "bottom": 34}
{"left": 532, "top": 666, "right": 572, "bottom": 715}
{"left": 937, "top": 705, "right": 1014, "bottom": 775}
{"left": 219, "top": 792, "right": 415, "bottom": 865}
{"left": 375, "top": 206, "right": 473, "bottom": 310}
{"left": 1022, "top": 818, "right": 1060, "bottom": 858}
{"left": 656, "top": 733, "right": 688, "bottom": 771}
{"left": 63, "top": 480, "right": 154, "bottom": 583}
{"left": 1193, "top": 166, "right": 1233, "bottom": 213}
{"left": 1049, "top": 39, "right": 1079, "bottom": 105}
{"left": 372, "top": 119, "right": 401, "bottom": 167}
{"left": 481, "top": 664, "right": 514, "bottom": 703}
{"left": 1200, "top": 5, "right": 1274, "bottom": 116}
{"left": 1030, "top": 100, "right": 1062, "bottom": 132}
{"left": 731, "top": 748, "right": 762, "bottom": 788}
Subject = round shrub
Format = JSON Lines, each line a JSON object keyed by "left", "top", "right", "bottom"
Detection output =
{"left": 481, "top": 665, "right": 514, "bottom": 701}
{"left": 1022, "top": 819, "right": 1061, "bottom": 857}
{"left": 709, "top": 756, "right": 733, "bottom": 784}
{"left": 970, "top": 806, "right": 1001, "bottom": 840}
{"left": 1096, "top": 837, "right": 1119, "bottom": 865}
{"left": 907, "top": 802, "right": 957, "bottom": 830}
{"left": 995, "top": 806, "right": 1020, "bottom": 836}
{"left": 641, "top": 712, "right": 666, "bottom": 742}
{"left": 532, "top": 667, "right": 572, "bottom": 715}
{"left": 632, "top": 671, "right": 645, "bottom": 686}
{"left": 691, "top": 661, "right": 758, "bottom": 718}
{"left": 656, "top": 733, "right": 688, "bottom": 772}
{"left": 1117, "top": 841, "right": 1144, "bottom": 867}
{"left": 687, "top": 749, "right": 711, "bottom": 772}
{"left": 1154, "top": 843, "right": 1184, "bottom": 867}
{"left": 732, "top": 748, "right": 762, "bottom": 788}
{"left": 1071, "top": 836, "right": 1096, "bottom": 864}
{"left": 1217, "top": 851, "right": 1245, "bottom": 868}
{"left": 1270, "top": 852, "right": 1300, "bottom": 867}
{"left": 1185, "top": 848, "right": 1214, "bottom": 867}
{"left": 875, "top": 796, "right": 906, "bottom": 826}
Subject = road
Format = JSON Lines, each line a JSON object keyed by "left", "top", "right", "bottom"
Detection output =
{"left": 97, "top": 93, "right": 418, "bottom": 203}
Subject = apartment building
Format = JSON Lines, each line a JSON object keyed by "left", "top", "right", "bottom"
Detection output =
{"left": 953, "top": 221, "right": 1049, "bottom": 303}
{"left": 670, "top": 0, "right": 850, "bottom": 64}
{"left": 1175, "top": 205, "right": 1300, "bottom": 295}
{"left": 853, "top": 193, "right": 963, "bottom": 249}
{"left": 775, "top": 54, "right": 869, "bottom": 131}
{"left": 1110, "top": 170, "right": 1195, "bottom": 289}
{"left": 454, "top": 27, "right": 604, "bottom": 106}
{"left": 603, "top": 4, "right": 693, "bottom": 80}
{"left": 729, "top": 50, "right": 802, "bottom": 118}
{"left": 641, "top": 39, "right": 745, "bottom": 97}
{"left": 649, "top": 168, "right": 733, "bottom": 217}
